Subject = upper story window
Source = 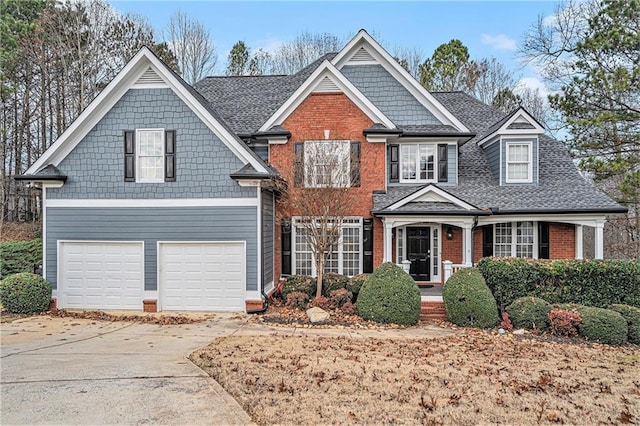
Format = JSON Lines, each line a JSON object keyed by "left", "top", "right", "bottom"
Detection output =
{"left": 294, "top": 140, "right": 360, "bottom": 188}
{"left": 124, "top": 129, "right": 176, "bottom": 183}
{"left": 494, "top": 221, "right": 536, "bottom": 258}
{"left": 137, "top": 129, "right": 165, "bottom": 182}
{"left": 400, "top": 143, "right": 436, "bottom": 183}
{"left": 505, "top": 142, "right": 532, "bottom": 183}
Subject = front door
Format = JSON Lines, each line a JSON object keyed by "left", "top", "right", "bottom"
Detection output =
{"left": 407, "top": 227, "right": 430, "bottom": 281}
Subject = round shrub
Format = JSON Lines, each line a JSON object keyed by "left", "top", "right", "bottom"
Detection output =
{"left": 0, "top": 273, "right": 52, "bottom": 314}
{"left": 609, "top": 304, "right": 640, "bottom": 345}
{"left": 346, "top": 274, "right": 368, "bottom": 301}
{"left": 443, "top": 267, "right": 499, "bottom": 328}
{"left": 286, "top": 291, "right": 309, "bottom": 310}
{"left": 357, "top": 262, "right": 421, "bottom": 326}
{"left": 505, "top": 297, "right": 553, "bottom": 331}
{"left": 322, "top": 273, "right": 349, "bottom": 296}
{"left": 281, "top": 275, "right": 315, "bottom": 300}
{"left": 575, "top": 306, "right": 628, "bottom": 345}
{"left": 329, "top": 288, "right": 352, "bottom": 308}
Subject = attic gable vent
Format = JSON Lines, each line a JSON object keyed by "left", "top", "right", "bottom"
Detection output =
{"left": 135, "top": 67, "right": 165, "bottom": 86}
{"left": 313, "top": 76, "right": 341, "bottom": 93}
{"left": 348, "top": 46, "right": 375, "bottom": 63}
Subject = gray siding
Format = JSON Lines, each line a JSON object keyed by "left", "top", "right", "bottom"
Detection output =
{"left": 501, "top": 138, "right": 538, "bottom": 186}
{"left": 261, "top": 190, "right": 274, "bottom": 287}
{"left": 341, "top": 65, "right": 441, "bottom": 126}
{"left": 484, "top": 141, "right": 501, "bottom": 180}
{"left": 444, "top": 144, "right": 458, "bottom": 186}
{"left": 46, "top": 206, "right": 258, "bottom": 292}
{"left": 49, "top": 88, "right": 254, "bottom": 199}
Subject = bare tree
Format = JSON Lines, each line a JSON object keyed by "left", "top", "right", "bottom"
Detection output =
{"left": 266, "top": 31, "right": 344, "bottom": 75}
{"left": 279, "top": 141, "right": 360, "bottom": 298}
{"left": 392, "top": 46, "right": 424, "bottom": 80}
{"left": 474, "top": 57, "right": 517, "bottom": 106}
{"left": 165, "top": 10, "right": 217, "bottom": 84}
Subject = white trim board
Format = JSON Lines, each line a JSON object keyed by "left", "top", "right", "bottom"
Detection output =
{"left": 332, "top": 30, "right": 469, "bottom": 132}
{"left": 386, "top": 185, "right": 477, "bottom": 211}
{"left": 477, "top": 107, "right": 545, "bottom": 147}
{"left": 46, "top": 198, "right": 259, "bottom": 208}
{"left": 26, "top": 47, "right": 267, "bottom": 176}
{"left": 259, "top": 60, "right": 395, "bottom": 131}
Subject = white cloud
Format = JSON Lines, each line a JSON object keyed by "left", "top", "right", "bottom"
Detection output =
{"left": 252, "top": 35, "right": 284, "bottom": 54}
{"left": 516, "top": 77, "right": 552, "bottom": 99}
{"left": 542, "top": 13, "right": 558, "bottom": 27}
{"left": 480, "top": 33, "right": 517, "bottom": 51}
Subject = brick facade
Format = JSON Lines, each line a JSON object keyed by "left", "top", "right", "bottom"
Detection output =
{"left": 549, "top": 222, "right": 576, "bottom": 259}
{"left": 272, "top": 93, "right": 385, "bottom": 279}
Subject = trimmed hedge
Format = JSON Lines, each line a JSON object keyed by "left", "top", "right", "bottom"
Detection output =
{"left": 505, "top": 297, "right": 553, "bottom": 331}
{"left": 322, "top": 273, "right": 349, "bottom": 297}
{"left": 0, "top": 272, "right": 52, "bottom": 314}
{"left": 281, "top": 275, "right": 315, "bottom": 300}
{"left": 555, "top": 303, "right": 628, "bottom": 345}
{"left": 346, "top": 274, "right": 368, "bottom": 301}
{"left": 357, "top": 262, "right": 421, "bottom": 326}
{"left": 0, "top": 239, "right": 42, "bottom": 278}
{"left": 443, "top": 267, "right": 499, "bottom": 328}
{"left": 609, "top": 304, "right": 640, "bottom": 345}
{"left": 477, "top": 258, "right": 640, "bottom": 311}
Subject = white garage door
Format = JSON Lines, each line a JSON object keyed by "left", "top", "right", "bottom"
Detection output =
{"left": 58, "top": 241, "right": 144, "bottom": 310}
{"left": 159, "top": 242, "right": 245, "bottom": 311}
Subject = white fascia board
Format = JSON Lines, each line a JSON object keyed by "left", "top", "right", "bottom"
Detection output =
{"left": 259, "top": 60, "right": 395, "bottom": 131}
{"left": 236, "top": 179, "right": 262, "bottom": 187}
{"left": 27, "top": 47, "right": 267, "bottom": 176}
{"left": 332, "top": 31, "right": 470, "bottom": 133}
{"left": 478, "top": 214, "right": 606, "bottom": 227}
{"left": 46, "top": 198, "right": 259, "bottom": 208}
{"left": 387, "top": 184, "right": 477, "bottom": 211}
{"left": 477, "top": 109, "right": 545, "bottom": 147}
{"left": 379, "top": 215, "right": 476, "bottom": 228}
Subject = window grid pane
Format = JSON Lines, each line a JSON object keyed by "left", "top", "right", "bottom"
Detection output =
{"left": 137, "top": 130, "right": 164, "bottom": 181}
{"left": 295, "top": 229, "right": 313, "bottom": 276}
{"left": 516, "top": 221, "right": 534, "bottom": 258}
{"left": 495, "top": 223, "right": 512, "bottom": 257}
{"left": 432, "top": 228, "right": 439, "bottom": 276}
{"left": 304, "top": 140, "right": 350, "bottom": 187}
{"left": 506, "top": 144, "right": 531, "bottom": 181}
{"left": 397, "top": 228, "right": 404, "bottom": 263}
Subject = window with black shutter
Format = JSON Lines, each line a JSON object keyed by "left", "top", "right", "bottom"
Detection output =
{"left": 438, "top": 144, "right": 448, "bottom": 182}
{"left": 388, "top": 144, "right": 399, "bottom": 183}
{"left": 293, "top": 143, "right": 304, "bottom": 187}
{"left": 281, "top": 218, "right": 292, "bottom": 275}
{"left": 538, "top": 222, "right": 550, "bottom": 259}
{"left": 482, "top": 225, "right": 494, "bottom": 257}
{"left": 350, "top": 141, "right": 360, "bottom": 187}
{"left": 124, "top": 130, "right": 135, "bottom": 182}
{"left": 363, "top": 218, "right": 374, "bottom": 273}
{"left": 165, "top": 130, "right": 176, "bottom": 182}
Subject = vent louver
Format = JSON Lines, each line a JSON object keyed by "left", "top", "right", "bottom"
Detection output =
{"left": 135, "top": 67, "right": 164, "bottom": 85}
{"left": 348, "top": 47, "right": 375, "bottom": 62}
{"left": 313, "top": 76, "right": 340, "bottom": 93}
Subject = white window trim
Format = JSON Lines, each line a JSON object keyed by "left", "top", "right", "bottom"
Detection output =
{"left": 494, "top": 221, "right": 538, "bottom": 258}
{"left": 291, "top": 216, "right": 363, "bottom": 277}
{"left": 395, "top": 224, "right": 442, "bottom": 283}
{"left": 399, "top": 143, "right": 438, "bottom": 184}
{"left": 136, "top": 128, "right": 165, "bottom": 183}
{"left": 303, "top": 140, "right": 351, "bottom": 188}
{"left": 505, "top": 142, "right": 533, "bottom": 184}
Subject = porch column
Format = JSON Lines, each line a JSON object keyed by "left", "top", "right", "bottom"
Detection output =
{"left": 575, "top": 225, "right": 584, "bottom": 259}
{"left": 383, "top": 219, "right": 393, "bottom": 262}
{"left": 594, "top": 221, "right": 604, "bottom": 259}
{"left": 462, "top": 222, "right": 473, "bottom": 265}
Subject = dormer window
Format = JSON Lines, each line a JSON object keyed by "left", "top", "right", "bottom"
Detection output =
{"left": 400, "top": 143, "right": 436, "bottom": 183}
{"left": 505, "top": 142, "right": 532, "bottom": 183}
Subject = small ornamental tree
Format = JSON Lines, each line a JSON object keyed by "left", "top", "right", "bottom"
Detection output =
{"left": 278, "top": 140, "right": 361, "bottom": 298}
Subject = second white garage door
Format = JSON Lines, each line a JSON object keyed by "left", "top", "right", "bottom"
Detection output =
{"left": 159, "top": 242, "right": 245, "bottom": 311}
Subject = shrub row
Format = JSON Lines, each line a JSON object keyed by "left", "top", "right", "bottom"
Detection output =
{"left": 504, "top": 296, "right": 638, "bottom": 345}
{"left": 477, "top": 257, "right": 640, "bottom": 311}
{"left": 281, "top": 272, "right": 367, "bottom": 302}
{"left": 0, "top": 239, "right": 42, "bottom": 278}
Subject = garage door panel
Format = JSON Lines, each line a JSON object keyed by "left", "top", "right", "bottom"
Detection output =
{"left": 59, "top": 242, "right": 143, "bottom": 310}
{"left": 160, "top": 242, "right": 245, "bottom": 311}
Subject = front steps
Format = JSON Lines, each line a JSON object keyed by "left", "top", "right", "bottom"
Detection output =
{"left": 420, "top": 300, "right": 446, "bottom": 320}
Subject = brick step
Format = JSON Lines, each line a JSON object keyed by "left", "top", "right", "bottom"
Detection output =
{"left": 420, "top": 301, "right": 446, "bottom": 320}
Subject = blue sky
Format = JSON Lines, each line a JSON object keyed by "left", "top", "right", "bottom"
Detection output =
{"left": 110, "top": 1, "right": 558, "bottom": 92}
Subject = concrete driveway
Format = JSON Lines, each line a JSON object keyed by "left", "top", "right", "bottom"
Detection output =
{"left": 0, "top": 314, "right": 253, "bottom": 425}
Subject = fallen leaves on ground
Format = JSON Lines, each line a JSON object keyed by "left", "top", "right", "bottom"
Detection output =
{"left": 46, "top": 309, "right": 209, "bottom": 324}
{"left": 191, "top": 329, "right": 640, "bottom": 425}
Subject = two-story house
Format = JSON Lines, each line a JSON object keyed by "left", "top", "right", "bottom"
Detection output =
{"left": 17, "top": 30, "right": 625, "bottom": 312}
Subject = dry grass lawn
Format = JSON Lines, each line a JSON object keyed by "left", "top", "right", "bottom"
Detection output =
{"left": 191, "top": 330, "right": 640, "bottom": 425}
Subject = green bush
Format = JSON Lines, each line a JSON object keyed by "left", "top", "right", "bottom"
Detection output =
{"left": 0, "top": 239, "right": 42, "bottom": 277}
{"left": 0, "top": 272, "right": 52, "bottom": 314}
{"left": 329, "top": 288, "right": 352, "bottom": 308}
{"left": 281, "top": 275, "right": 315, "bottom": 300}
{"left": 505, "top": 297, "right": 553, "bottom": 331}
{"left": 576, "top": 306, "right": 628, "bottom": 346}
{"left": 443, "top": 268, "right": 499, "bottom": 328}
{"left": 322, "top": 273, "right": 349, "bottom": 296}
{"left": 346, "top": 274, "right": 368, "bottom": 301}
{"left": 609, "top": 304, "right": 640, "bottom": 345}
{"left": 477, "top": 258, "right": 640, "bottom": 310}
{"left": 357, "top": 262, "right": 421, "bottom": 326}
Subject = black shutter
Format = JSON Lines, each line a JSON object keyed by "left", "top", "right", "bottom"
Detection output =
{"left": 165, "top": 130, "right": 176, "bottom": 182}
{"left": 482, "top": 225, "right": 494, "bottom": 257}
{"left": 124, "top": 130, "right": 135, "bottom": 182}
{"left": 388, "top": 144, "right": 399, "bottom": 183}
{"left": 538, "top": 222, "right": 550, "bottom": 259}
{"left": 294, "top": 143, "right": 304, "bottom": 187}
{"left": 350, "top": 141, "right": 360, "bottom": 187}
{"left": 281, "top": 218, "right": 292, "bottom": 275}
{"left": 363, "top": 218, "right": 374, "bottom": 273}
{"left": 438, "top": 144, "right": 448, "bottom": 182}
